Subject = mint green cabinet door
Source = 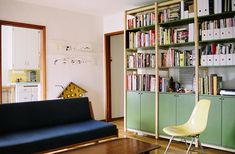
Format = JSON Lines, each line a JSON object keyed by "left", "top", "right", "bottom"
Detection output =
{"left": 127, "top": 92, "right": 140, "bottom": 130}
{"left": 140, "top": 92, "right": 155, "bottom": 133}
{"left": 176, "top": 94, "right": 195, "bottom": 125}
{"left": 199, "top": 95, "right": 221, "bottom": 146}
{"left": 159, "top": 93, "right": 176, "bottom": 136}
{"left": 222, "top": 96, "right": 235, "bottom": 149}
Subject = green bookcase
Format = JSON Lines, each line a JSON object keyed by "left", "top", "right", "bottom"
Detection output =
{"left": 159, "top": 93, "right": 195, "bottom": 136}
{"left": 127, "top": 91, "right": 155, "bottom": 133}
{"left": 199, "top": 95, "right": 222, "bottom": 146}
{"left": 222, "top": 96, "right": 235, "bottom": 149}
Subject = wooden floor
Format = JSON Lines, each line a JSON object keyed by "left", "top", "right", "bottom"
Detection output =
{"left": 112, "top": 119, "right": 233, "bottom": 154}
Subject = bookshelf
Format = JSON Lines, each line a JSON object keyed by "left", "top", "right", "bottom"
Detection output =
{"left": 124, "top": 0, "right": 235, "bottom": 152}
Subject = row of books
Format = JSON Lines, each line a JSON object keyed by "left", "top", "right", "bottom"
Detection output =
{"left": 127, "top": 12, "right": 155, "bottom": 29}
{"left": 127, "top": 74, "right": 156, "bottom": 91}
{"left": 158, "top": 4, "right": 180, "bottom": 23}
{"left": 159, "top": 77, "right": 169, "bottom": 92}
{"left": 199, "top": 74, "right": 223, "bottom": 95}
{"left": 128, "top": 30, "right": 155, "bottom": 49}
{"left": 159, "top": 25, "right": 194, "bottom": 45}
{"left": 200, "top": 18, "right": 235, "bottom": 40}
{"left": 127, "top": 52, "right": 155, "bottom": 68}
{"left": 180, "top": 0, "right": 194, "bottom": 19}
{"left": 161, "top": 49, "right": 195, "bottom": 67}
{"left": 197, "top": 0, "right": 235, "bottom": 16}
{"left": 201, "top": 43, "right": 235, "bottom": 55}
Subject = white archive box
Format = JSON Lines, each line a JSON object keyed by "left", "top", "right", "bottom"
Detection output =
{"left": 201, "top": 55, "right": 208, "bottom": 66}
{"left": 225, "top": 27, "right": 233, "bottom": 39}
{"left": 213, "top": 29, "right": 220, "bottom": 40}
{"left": 220, "top": 54, "right": 227, "bottom": 65}
{"left": 220, "top": 28, "right": 227, "bottom": 39}
{"left": 233, "top": 54, "right": 235, "bottom": 65}
{"left": 202, "top": 30, "right": 207, "bottom": 40}
{"left": 207, "top": 55, "right": 214, "bottom": 66}
{"left": 233, "top": 27, "right": 235, "bottom": 37}
{"left": 207, "top": 29, "right": 214, "bottom": 40}
{"left": 226, "top": 54, "right": 234, "bottom": 65}
{"left": 213, "top": 55, "right": 220, "bottom": 65}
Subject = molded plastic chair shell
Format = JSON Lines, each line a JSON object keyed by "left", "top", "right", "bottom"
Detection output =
{"left": 163, "top": 99, "right": 211, "bottom": 137}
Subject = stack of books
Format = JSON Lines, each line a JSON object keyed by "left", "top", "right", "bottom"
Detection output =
{"left": 127, "top": 11, "right": 155, "bottom": 29}
{"left": 127, "top": 74, "right": 156, "bottom": 92}
{"left": 199, "top": 74, "right": 223, "bottom": 95}
{"left": 159, "top": 27, "right": 189, "bottom": 45}
{"left": 161, "top": 48, "right": 195, "bottom": 67}
{"left": 129, "top": 30, "right": 155, "bottom": 48}
{"left": 127, "top": 52, "right": 155, "bottom": 69}
{"left": 159, "top": 4, "right": 181, "bottom": 23}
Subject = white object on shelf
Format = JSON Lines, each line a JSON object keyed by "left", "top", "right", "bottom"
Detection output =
{"left": 207, "top": 55, "right": 214, "bottom": 66}
{"left": 213, "top": 55, "right": 220, "bottom": 65}
{"left": 15, "top": 83, "right": 40, "bottom": 103}
{"left": 201, "top": 55, "right": 208, "bottom": 66}
{"left": 226, "top": 54, "right": 233, "bottom": 65}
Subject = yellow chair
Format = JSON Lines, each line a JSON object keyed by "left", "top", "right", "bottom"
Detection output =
{"left": 163, "top": 99, "right": 211, "bottom": 154}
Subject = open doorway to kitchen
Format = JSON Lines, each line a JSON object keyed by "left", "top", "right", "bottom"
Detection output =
{"left": 104, "top": 31, "right": 124, "bottom": 122}
{"left": 0, "top": 20, "right": 46, "bottom": 104}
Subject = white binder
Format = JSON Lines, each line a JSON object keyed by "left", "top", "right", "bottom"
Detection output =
{"left": 232, "top": 0, "right": 235, "bottom": 11}
{"left": 203, "top": 0, "right": 209, "bottom": 16}
{"left": 213, "top": 55, "right": 220, "bottom": 65}
{"left": 197, "top": 0, "right": 203, "bottom": 16}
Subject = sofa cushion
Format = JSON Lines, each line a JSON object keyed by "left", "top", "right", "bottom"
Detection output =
{"left": 0, "top": 97, "right": 92, "bottom": 134}
{"left": 0, "top": 120, "right": 117, "bottom": 154}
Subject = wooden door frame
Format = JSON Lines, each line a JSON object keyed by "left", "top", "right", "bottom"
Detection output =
{"left": 0, "top": 20, "right": 47, "bottom": 103}
{"left": 104, "top": 30, "right": 124, "bottom": 122}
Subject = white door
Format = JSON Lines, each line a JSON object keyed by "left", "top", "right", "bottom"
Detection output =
{"left": 110, "top": 34, "right": 124, "bottom": 118}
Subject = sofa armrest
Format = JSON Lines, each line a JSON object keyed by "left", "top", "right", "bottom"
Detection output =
{"left": 88, "top": 101, "right": 94, "bottom": 119}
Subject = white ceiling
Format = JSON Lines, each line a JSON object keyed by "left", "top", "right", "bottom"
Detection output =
{"left": 15, "top": 0, "right": 167, "bottom": 16}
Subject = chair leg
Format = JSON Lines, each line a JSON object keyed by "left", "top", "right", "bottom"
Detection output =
{"left": 183, "top": 137, "right": 188, "bottom": 149}
{"left": 186, "top": 137, "right": 194, "bottom": 154}
{"left": 164, "top": 136, "right": 174, "bottom": 154}
{"left": 197, "top": 136, "right": 205, "bottom": 153}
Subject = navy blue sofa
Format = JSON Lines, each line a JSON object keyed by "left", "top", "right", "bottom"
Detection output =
{"left": 0, "top": 97, "right": 118, "bottom": 154}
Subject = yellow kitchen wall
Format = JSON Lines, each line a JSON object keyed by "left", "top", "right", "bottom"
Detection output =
{"left": 9, "top": 70, "right": 40, "bottom": 83}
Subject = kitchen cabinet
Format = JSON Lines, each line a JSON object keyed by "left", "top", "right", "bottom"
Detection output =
{"left": 127, "top": 91, "right": 155, "bottom": 133}
{"left": 15, "top": 83, "right": 40, "bottom": 102}
{"left": 11, "top": 27, "right": 40, "bottom": 70}
{"left": 159, "top": 93, "right": 195, "bottom": 136}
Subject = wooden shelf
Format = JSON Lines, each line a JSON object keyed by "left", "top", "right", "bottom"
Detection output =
{"left": 159, "top": 66, "right": 195, "bottom": 69}
{"left": 126, "top": 68, "right": 137, "bottom": 71}
{"left": 126, "top": 25, "right": 155, "bottom": 32}
{"left": 126, "top": 46, "right": 155, "bottom": 51}
{"left": 159, "top": 18, "right": 194, "bottom": 27}
{"left": 159, "top": 42, "right": 194, "bottom": 48}
{"left": 198, "top": 11, "right": 235, "bottom": 22}
{"left": 199, "top": 65, "right": 235, "bottom": 68}
{"left": 199, "top": 38, "right": 235, "bottom": 44}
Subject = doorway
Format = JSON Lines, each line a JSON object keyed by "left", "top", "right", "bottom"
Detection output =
{"left": 104, "top": 31, "right": 124, "bottom": 121}
{"left": 0, "top": 20, "right": 46, "bottom": 104}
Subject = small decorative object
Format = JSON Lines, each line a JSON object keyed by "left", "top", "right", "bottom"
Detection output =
{"left": 58, "top": 82, "right": 87, "bottom": 99}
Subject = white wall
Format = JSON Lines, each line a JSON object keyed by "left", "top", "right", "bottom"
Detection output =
{"left": 103, "top": 12, "right": 124, "bottom": 33}
{"left": 0, "top": 0, "right": 105, "bottom": 120}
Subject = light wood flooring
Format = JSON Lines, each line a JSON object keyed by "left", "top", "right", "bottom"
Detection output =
{"left": 112, "top": 119, "right": 233, "bottom": 154}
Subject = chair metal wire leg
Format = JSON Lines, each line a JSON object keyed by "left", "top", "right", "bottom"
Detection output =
{"left": 198, "top": 137, "right": 205, "bottom": 153}
{"left": 183, "top": 137, "right": 188, "bottom": 149}
{"left": 164, "top": 136, "right": 174, "bottom": 154}
{"left": 186, "top": 137, "right": 194, "bottom": 154}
